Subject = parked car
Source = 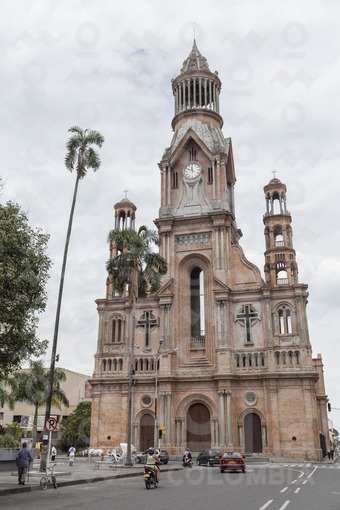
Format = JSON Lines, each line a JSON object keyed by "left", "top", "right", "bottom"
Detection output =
{"left": 135, "top": 449, "right": 169, "bottom": 465}
{"left": 220, "top": 452, "right": 245, "bottom": 473}
{"left": 196, "top": 448, "right": 223, "bottom": 466}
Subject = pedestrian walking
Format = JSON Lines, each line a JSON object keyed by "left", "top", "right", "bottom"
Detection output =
{"left": 51, "top": 445, "right": 57, "bottom": 462}
{"left": 68, "top": 445, "right": 76, "bottom": 466}
{"left": 16, "top": 442, "right": 32, "bottom": 485}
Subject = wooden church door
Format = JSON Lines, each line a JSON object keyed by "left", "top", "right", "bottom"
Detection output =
{"left": 187, "top": 403, "right": 211, "bottom": 451}
{"left": 244, "top": 412, "right": 262, "bottom": 453}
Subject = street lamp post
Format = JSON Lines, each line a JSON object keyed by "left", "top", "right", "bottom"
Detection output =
{"left": 152, "top": 340, "right": 162, "bottom": 450}
{"left": 135, "top": 340, "right": 178, "bottom": 449}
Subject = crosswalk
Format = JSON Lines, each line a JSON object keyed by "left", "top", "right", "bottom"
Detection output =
{"left": 274, "top": 463, "right": 340, "bottom": 469}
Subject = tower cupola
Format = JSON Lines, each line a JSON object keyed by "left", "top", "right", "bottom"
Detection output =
{"left": 171, "top": 40, "right": 223, "bottom": 131}
{"left": 114, "top": 196, "right": 137, "bottom": 230}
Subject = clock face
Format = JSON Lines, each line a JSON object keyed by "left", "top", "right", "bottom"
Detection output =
{"left": 184, "top": 162, "right": 201, "bottom": 179}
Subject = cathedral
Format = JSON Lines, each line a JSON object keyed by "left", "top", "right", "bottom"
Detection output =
{"left": 90, "top": 41, "right": 329, "bottom": 460}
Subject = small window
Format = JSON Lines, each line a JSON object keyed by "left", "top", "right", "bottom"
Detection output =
{"left": 208, "top": 167, "right": 213, "bottom": 184}
{"left": 172, "top": 171, "right": 178, "bottom": 188}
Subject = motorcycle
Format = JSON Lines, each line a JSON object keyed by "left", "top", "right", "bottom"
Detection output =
{"left": 182, "top": 456, "right": 193, "bottom": 468}
{"left": 144, "top": 465, "right": 159, "bottom": 489}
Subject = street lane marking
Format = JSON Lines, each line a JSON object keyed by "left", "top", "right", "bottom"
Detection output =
{"left": 278, "top": 501, "right": 290, "bottom": 510}
{"left": 294, "top": 488, "right": 301, "bottom": 493}
{"left": 307, "top": 467, "right": 317, "bottom": 478}
{"left": 259, "top": 500, "right": 273, "bottom": 509}
{"left": 280, "top": 487, "right": 288, "bottom": 493}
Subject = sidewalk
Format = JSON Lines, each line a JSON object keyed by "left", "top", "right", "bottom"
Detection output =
{"left": 0, "top": 457, "right": 181, "bottom": 496}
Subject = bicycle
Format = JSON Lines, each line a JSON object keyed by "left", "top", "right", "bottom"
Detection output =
{"left": 40, "top": 463, "right": 58, "bottom": 490}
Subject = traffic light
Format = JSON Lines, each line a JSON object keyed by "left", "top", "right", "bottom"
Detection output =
{"left": 159, "top": 425, "right": 166, "bottom": 439}
{"left": 328, "top": 402, "right": 331, "bottom": 412}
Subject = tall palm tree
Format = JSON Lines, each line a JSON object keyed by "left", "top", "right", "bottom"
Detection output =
{"left": 106, "top": 225, "right": 167, "bottom": 464}
{"left": 43, "top": 127, "right": 104, "bottom": 468}
{"left": 16, "top": 360, "right": 69, "bottom": 446}
{"left": 40, "top": 126, "right": 104, "bottom": 471}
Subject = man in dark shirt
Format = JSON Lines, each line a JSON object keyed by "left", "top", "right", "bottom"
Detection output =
{"left": 16, "top": 442, "right": 33, "bottom": 485}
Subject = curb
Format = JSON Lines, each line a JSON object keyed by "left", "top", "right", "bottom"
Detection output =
{"left": 0, "top": 466, "right": 183, "bottom": 497}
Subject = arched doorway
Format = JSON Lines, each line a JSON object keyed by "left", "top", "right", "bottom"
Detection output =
{"left": 244, "top": 412, "right": 262, "bottom": 453}
{"left": 187, "top": 403, "right": 211, "bottom": 451}
{"left": 140, "top": 414, "right": 154, "bottom": 451}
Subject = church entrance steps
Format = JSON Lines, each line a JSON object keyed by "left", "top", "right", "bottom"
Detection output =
{"left": 243, "top": 454, "right": 270, "bottom": 463}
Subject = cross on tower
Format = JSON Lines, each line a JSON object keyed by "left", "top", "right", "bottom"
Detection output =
{"left": 272, "top": 169, "right": 277, "bottom": 179}
{"left": 123, "top": 189, "right": 129, "bottom": 199}
{"left": 236, "top": 304, "right": 259, "bottom": 343}
{"left": 137, "top": 311, "right": 159, "bottom": 348}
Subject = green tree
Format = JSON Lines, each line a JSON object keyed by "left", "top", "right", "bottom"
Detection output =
{"left": 106, "top": 225, "right": 167, "bottom": 464}
{"left": 0, "top": 375, "right": 16, "bottom": 409}
{"left": 44, "top": 126, "right": 104, "bottom": 432}
{"left": 0, "top": 202, "right": 51, "bottom": 375}
{"left": 15, "top": 360, "right": 69, "bottom": 446}
{"left": 60, "top": 400, "right": 91, "bottom": 451}
{"left": 0, "top": 421, "right": 23, "bottom": 447}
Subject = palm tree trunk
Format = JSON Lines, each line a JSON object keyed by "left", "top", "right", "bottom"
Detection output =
{"left": 126, "top": 267, "right": 138, "bottom": 466}
{"left": 125, "top": 310, "right": 136, "bottom": 466}
{"left": 41, "top": 174, "right": 80, "bottom": 471}
{"left": 32, "top": 404, "right": 39, "bottom": 447}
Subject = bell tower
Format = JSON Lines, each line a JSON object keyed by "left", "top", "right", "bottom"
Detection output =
{"left": 263, "top": 176, "right": 299, "bottom": 286}
{"left": 158, "top": 40, "right": 237, "bottom": 223}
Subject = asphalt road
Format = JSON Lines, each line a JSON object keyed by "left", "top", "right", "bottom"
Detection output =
{"left": 1, "top": 462, "right": 340, "bottom": 510}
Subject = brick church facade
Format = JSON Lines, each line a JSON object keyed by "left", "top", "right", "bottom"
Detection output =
{"left": 90, "top": 42, "right": 329, "bottom": 460}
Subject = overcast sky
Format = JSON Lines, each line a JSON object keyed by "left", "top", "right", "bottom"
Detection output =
{"left": 1, "top": 0, "right": 339, "bottom": 424}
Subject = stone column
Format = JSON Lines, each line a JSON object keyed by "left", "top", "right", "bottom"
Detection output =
{"left": 226, "top": 391, "right": 233, "bottom": 447}
{"left": 166, "top": 393, "right": 172, "bottom": 444}
{"left": 212, "top": 417, "right": 219, "bottom": 446}
{"left": 181, "top": 418, "right": 185, "bottom": 448}
{"left": 219, "top": 391, "right": 226, "bottom": 447}
{"left": 262, "top": 423, "right": 267, "bottom": 447}
{"left": 238, "top": 423, "right": 243, "bottom": 448}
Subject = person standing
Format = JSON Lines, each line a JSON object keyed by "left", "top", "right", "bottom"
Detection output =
{"left": 51, "top": 445, "right": 57, "bottom": 462}
{"left": 16, "top": 442, "right": 32, "bottom": 485}
{"left": 68, "top": 445, "right": 76, "bottom": 466}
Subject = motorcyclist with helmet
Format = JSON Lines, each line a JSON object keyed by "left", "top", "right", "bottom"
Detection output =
{"left": 182, "top": 448, "right": 192, "bottom": 467}
{"left": 145, "top": 447, "right": 160, "bottom": 482}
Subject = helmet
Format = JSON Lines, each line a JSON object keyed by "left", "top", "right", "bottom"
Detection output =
{"left": 148, "top": 448, "right": 154, "bottom": 454}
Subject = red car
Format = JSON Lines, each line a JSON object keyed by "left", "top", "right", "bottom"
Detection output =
{"left": 220, "top": 452, "right": 245, "bottom": 473}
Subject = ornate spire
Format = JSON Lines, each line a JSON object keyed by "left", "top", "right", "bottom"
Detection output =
{"left": 180, "top": 40, "right": 210, "bottom": 73}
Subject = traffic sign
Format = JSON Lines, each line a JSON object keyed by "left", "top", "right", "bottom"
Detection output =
{"left": 45, "top": 417, "right": 58, "bottom": 431}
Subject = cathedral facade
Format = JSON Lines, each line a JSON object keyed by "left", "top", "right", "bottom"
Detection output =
{"left": 90, "top": 42, "right": 329, "bottom": 460}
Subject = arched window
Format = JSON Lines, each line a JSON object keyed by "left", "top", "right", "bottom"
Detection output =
{"left": 274, "top": 225, "right": 284, "bottom": 247}
{"left": 276, "top": 262, "right": 288, "bottom": 285}
{"left": 278, "top": 306, "right": 292, "bottom": 334}
{"left": 190, "top": 267, "right": 205, "bottom": 337}
{"left": 112, "top": 317, "right": 123, "bottom": 342}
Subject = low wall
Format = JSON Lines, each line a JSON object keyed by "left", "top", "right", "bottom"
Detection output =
{"left": 0, "top": 448, "right": 38, "bottom": 472}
